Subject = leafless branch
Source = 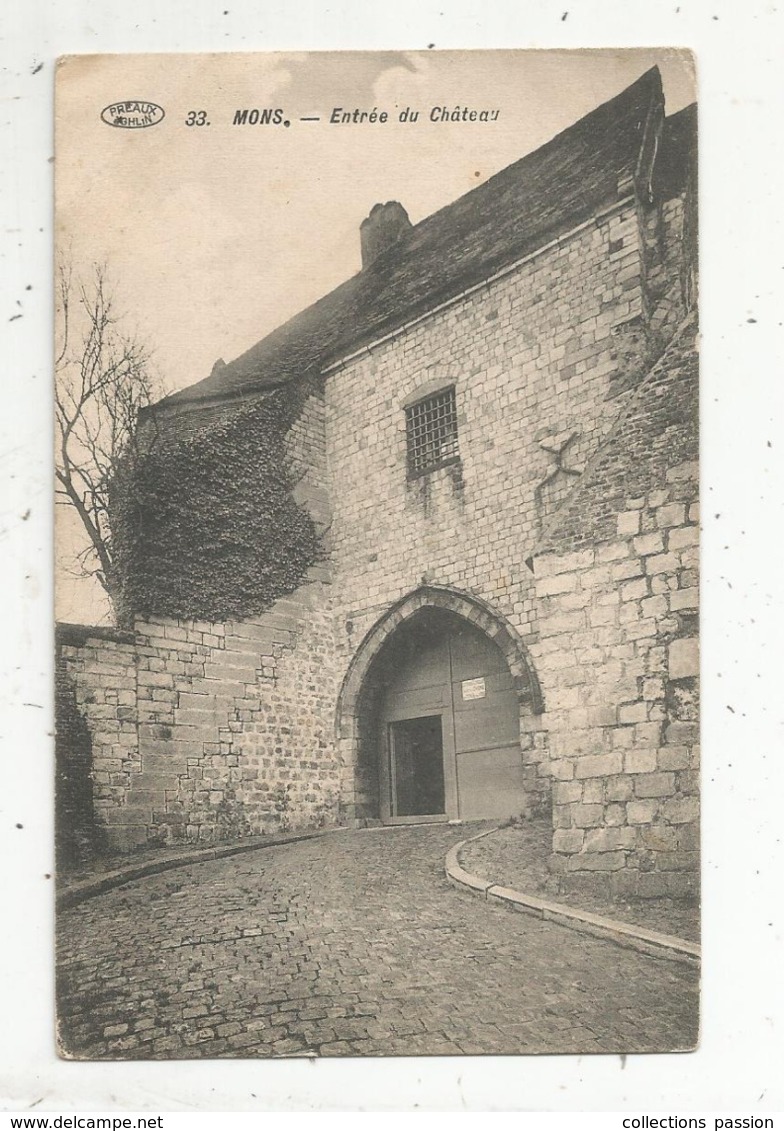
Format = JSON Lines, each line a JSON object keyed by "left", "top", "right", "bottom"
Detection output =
{"left": 55, "top": 258, "right": 163, "bottom": 622}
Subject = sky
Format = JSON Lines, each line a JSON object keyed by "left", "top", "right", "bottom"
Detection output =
{"left": 54, "top": 48, "right": 696, "bottom": 623}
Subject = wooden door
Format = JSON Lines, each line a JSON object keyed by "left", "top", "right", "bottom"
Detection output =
{"left": 377, "top": 613, "right": 525, "bottom": 822}
{"left": 448, "top": 621, "right": 526, "bottom": 820}
{"left": 389, "top": 715, "right": 446, "bottom": 818}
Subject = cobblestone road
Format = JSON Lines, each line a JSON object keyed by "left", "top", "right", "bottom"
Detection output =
{"left": 57, "top": 825, "right": 699, "bottom": 1058}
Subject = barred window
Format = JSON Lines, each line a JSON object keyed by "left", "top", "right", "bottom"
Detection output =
{"left": 405, "top": 386, "right": 460, "bottom": 477}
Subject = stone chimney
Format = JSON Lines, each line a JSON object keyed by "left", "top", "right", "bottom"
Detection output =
{"left": 360, "top": 201, "right": 411, "bottom": 269}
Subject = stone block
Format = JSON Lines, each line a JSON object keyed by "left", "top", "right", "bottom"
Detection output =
{"left": 604, "top": 802, "right": 626, "bottom": 826}
{"left": 656, "top": 503, "right": 686, "bottom": 528}
{"left": 587, "top": 705, "right": 617, "bottom": 727}
{"left": 140, "top": 754, "right": 188, "bottom": 775}
{"left": 548, "top": 758, "right": 575, "bottom": 781}
{"left": 571, "top": 803, "right": 604, "bottom": 828}
{"left": 199, "top": 663, "right": 257, "bottom": 685}
{"left": 106, "top": 825, "right": 149, "bottom": 851}
{"left": 553, "top": 829, "right": 584, "bottom": 854}
{"left": 634, "top": 721, "right": 664, "bottom": 746}
{"left": 619, "top": 602, "right": 640, "bottom": 626}
{"left": 126, "top": 789, "right": 168, "bottom": 806}
{"left": 669, "top": 637, "right": 699, "bottom": 679}
{"left": 542, "top": 610, "right": 587, "bottom": 636}
{"left": 610, "top": 726, "right": 635, "bottom": 749}
{"left": 633, "top": 772, "right": 676, "bottom": 799}
{"left": 677, "top": 769, "right": 699, "bottom": 795}
{"left": 596, "top": 541, "right": 629, "bottom": 563}
{"left": 633, "top": 532, "right": 664, "bottom": 557}
{"left": 558, "top": 590, "right": 592, "bottom": 612}
{"left": 535, "top": 548, "right": 594, "bottom": 576}
{"left": 620, "top": 578, "right": 648, "bottom": 602}
{"left": 174, "top": 708, "right": 220, "bottom": 729}
{"left": 103, "top": 806, "right": 153, "bottom": 826}
{"left": 657, "top": 746, "right": 690, "bottom": 770}
{"left": 581, "top": 779, "right": 604, "bottom": 804}
{"left": 574, "top": 752, "right": 622, "bottom": 779}
{"left": 640, "top": 823, "right": 679, "bottom": 851}
{"left": 554, "top": 806, "right": 573, "bottom": 829}
{"left": 138, "top": 670, "right": 174, "bottom": 689}
{"left": 677, "top": 824, "right": 700, "bottom": 852}
{"left": 627, "top": 799, "right": 658, "bottom": 825}
{"left": 163, "top": 624, "right": 189, "bottom": 642}
{"left": 547, "top": 686, "right": 583, "bottom": 711}
{"left": 589, "top": 605, "right": 618, "bottom": 627}
{"left": 219, "top": 647, "right": 264, "bottom": 668}
{"left": 175, "top": 692, "right": 217, "bottom": 713}
{"left": 580, "top": 565, "right": 613, "bottom": 588}
{"left": 633, "top": 872, "right": 672, "bottom": 898}
{"left": 537, "top": 573, "right": 578, "bottom": 597}
{"left": 554, "top": 781, "right": 582, "bottom": 804}
{"left": 583, "top": 826, "right": 636, "bottom": 852}
{"left": 566, "top": 850, "right": 625, "bottom": 872}
{"left": 657, "top": 851, "right": 700, "bottom": 872}
{"left": 550, "top": 729, "right": 607, "bottom": 757}
{"left": 611, "top": 559, "right": 644, "bottom": 582}
{"left": 623, "top": 619, "right": 658, "bottom": 642}
{"left": 665, "top": 721, "right": 698, "bottom": 745}
{"left": 640, "top": 596, "right": 668, "bottom": 621}
{"left": 645, "top": 552, "right": 680, "bottom": 575}
{"left": 618, "top": 701, "right": 647, "bottom": 724}
{"left": 130, "top": 772, "right": 181, "bottom": 791}
{"left": 641, "top": 677, "right": 665, "bottom": 701}
{"left": 668, "top": 525, "right": 699, "bottom": 551}
{"left": 670, "top": 587, "right": 699, "bottom": 612}
{"left": 662, "top": 797, "right": 699, "bottom": 825}
{"left": 617, "top": 511, "right": 640, "bottom": 536}
{"left": 624, "top": 749, "right": 657, "bottom": 774}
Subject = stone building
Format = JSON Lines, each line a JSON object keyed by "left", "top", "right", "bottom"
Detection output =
{"left": 56, "top": 67, "right": 699, "bottom": 898}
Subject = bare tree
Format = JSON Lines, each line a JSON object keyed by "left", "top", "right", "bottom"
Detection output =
{"left": 55, "top": 261, "right": 158, "bottom": 623}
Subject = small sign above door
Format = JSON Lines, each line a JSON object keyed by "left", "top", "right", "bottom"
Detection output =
{"left": 461, "top": 676, "right": 486, "bottom": 701}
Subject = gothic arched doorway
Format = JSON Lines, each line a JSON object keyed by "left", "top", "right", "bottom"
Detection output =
{"left": 336, "top": 586, "right": 543, "bottom": 824}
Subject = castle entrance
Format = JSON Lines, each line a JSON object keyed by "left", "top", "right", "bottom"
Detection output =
{"left": 371, "top": 608, "right": 526, "bottom": 823}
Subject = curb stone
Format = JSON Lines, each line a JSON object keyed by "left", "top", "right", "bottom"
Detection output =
{"left": 445, "top": 827, "right": 701, "bottom": 966}
{"left": 57, "top": 827, "right": 341, "bottom": 911}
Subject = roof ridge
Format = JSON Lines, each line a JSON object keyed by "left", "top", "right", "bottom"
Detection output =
{"left": 402, "top": 66, "right": 663, "bottom": 242}
{"left": 157, "top": 66, "right": 666, "bottom": 410}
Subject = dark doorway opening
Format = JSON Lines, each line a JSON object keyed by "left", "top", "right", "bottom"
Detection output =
{"left": 390, "top": 715, "right": 445, "bottom": 818}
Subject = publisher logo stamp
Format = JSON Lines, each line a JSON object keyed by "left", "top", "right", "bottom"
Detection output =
{"left": 100, "top": 101, "right": 165, "bottom": 129}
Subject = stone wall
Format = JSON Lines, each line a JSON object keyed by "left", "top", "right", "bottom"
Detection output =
{"left": 56, "top": 579, "right": 342, "bottom": 856}
{"left": 56, "top": 380, "right": 340, "bottom": 857}
{"left": 132, "top": 583, "right": 341, "bottom": 849}
{"left": 55, "top": 168, "right": 698, "bottom": 873}
{"left": 531, "top": 324, "right": 699, "bottom": 898}
{"left": 56, "top": 625, "right": 140, "bottom": 856}
{"left": 324, "top": 199, "right": 652, "bottom": 814}
{"left": 327, "top": 201, "right": 646, "bottom": 630}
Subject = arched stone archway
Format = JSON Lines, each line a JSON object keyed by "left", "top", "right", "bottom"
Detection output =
{"left": 336, "top": 586, "right": 546, "bottom": 824}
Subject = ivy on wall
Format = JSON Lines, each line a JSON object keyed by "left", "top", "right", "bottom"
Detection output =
{"left": 110, "top": 383, "right": 324, "bottom": 624}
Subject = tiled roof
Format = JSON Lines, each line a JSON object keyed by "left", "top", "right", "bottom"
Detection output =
{"left": 159, "top": 67, "right": 671, "bottom": 409}
{"left": 655, "top": 103, "right": 698, "bottom": 201}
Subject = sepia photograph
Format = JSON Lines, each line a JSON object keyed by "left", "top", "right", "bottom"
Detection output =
{"left": 53, "top": 48, "right": 700, "bottom": 1060}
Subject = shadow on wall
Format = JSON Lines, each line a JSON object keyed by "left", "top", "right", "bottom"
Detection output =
{"left": 55, "top": 658, "right": 108, "bottom": 870}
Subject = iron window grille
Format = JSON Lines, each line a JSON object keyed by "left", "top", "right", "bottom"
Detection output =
{"left": 405, "top": 386, "right": 460, "bottom": 478}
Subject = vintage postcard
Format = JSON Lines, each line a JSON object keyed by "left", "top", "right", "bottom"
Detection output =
{"left": 54, "top": 48, "right": 699, "bottom": 1060}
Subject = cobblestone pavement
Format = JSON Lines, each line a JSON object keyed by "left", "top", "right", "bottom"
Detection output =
{"left": 56, "top": 824, "right": 699, "bottom": 1059}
